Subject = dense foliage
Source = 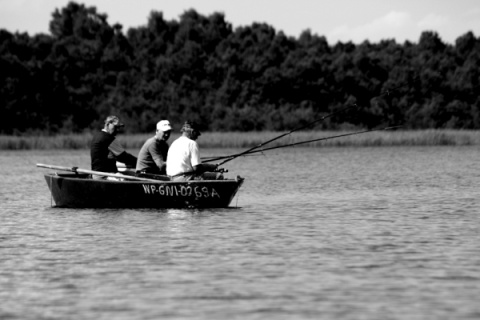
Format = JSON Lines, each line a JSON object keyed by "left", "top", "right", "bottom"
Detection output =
{"left": 1, "top": 2, "right": 479, "bottom": 134}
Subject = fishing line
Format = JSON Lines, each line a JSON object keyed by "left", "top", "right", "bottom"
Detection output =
{"left": 50, "top": 174, "right": 53, "bottom": 207}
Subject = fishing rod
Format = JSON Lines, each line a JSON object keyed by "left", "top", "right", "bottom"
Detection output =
{"left": 205, "top": 78, "right": 417, "bottom": 165}
{"left": 204, "top": 103, "right": 360, "bottom": 165}
{"left": 241, "top": 125, "right": 402, "bottom": 155}
{"left": 209, "top": 125, "right": 402, "bottom": 162}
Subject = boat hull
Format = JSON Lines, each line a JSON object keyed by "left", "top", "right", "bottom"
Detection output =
{"left": 43, "top": 173, "right": 244, "bottom": 208}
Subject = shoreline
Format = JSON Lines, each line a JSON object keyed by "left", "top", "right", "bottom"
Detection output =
{"left": 1, "top": 129, "right": 480, "bottom": 150}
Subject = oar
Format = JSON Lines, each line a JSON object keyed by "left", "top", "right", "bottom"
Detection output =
{"left": 36, "top": 163, "right": 160, "bottom": 182}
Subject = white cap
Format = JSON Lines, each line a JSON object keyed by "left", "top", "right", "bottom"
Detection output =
{"left": 157, "top": 120, "right": 172, "bottom": 131}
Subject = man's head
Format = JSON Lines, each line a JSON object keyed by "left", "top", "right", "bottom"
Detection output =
{"left": 104, "top": 115, "right": 124, "bottom": 136}
{"left": 156, "top": 120, "right": 172, "bottom": 141}
{"left": 181, "top": 121, "right": 201, "bottom": 141}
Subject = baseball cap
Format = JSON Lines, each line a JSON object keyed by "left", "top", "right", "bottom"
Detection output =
{"left": 157, "top": 120, "right": 172, "bottom": 131}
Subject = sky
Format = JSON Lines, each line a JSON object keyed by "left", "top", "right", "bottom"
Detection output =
{"left": 1, "top": 0, "right": 479, "bottom": 44}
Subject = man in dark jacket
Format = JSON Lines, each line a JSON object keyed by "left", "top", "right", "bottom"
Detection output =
{"left": 90, "top": 115, "right": 137, "bottom": 179}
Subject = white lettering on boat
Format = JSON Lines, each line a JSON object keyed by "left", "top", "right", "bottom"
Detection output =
{"left": 142, "top": 185, "right": 151, "bottom": 193}
{"left": 141, "top": 184, "right": 221, "bottom": 198}
{"left": 165, "top": 185, "right": 175, "bottom": 196}
{"left": 211, "top": 188, "right": 220, "bottom": 198}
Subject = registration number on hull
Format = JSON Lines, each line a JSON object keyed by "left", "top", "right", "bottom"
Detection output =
{"left": 142, "top": 184, "right": 221, "bottom": 198}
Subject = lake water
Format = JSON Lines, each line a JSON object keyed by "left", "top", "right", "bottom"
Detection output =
{"left": 1, "top": 146, "right": 479, "bottom": 320}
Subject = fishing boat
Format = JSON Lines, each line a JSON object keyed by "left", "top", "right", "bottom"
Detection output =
{"left": 38, "top": 164, "right": 244, "bottom": 208}
{"left": 37, "top": 114, "right": 399, "bottom": 209}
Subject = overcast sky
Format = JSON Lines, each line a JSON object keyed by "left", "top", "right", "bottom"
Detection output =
{"left": 1, "top": 0, "right": 479, "bottom": 44}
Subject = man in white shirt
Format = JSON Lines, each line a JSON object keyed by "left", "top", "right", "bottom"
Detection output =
{"left": 166, "top": 121, "right": 221, "bottom": 181}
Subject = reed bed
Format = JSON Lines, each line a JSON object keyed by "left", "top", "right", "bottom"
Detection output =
{"left": 1, "top": 130, "right": 480, "bottom": 150}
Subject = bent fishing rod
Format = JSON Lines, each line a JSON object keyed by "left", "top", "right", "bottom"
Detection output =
{"left": 209, "top": 125, "right": 402, "bottom": 162}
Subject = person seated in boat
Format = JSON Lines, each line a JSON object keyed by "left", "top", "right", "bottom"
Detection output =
{"left": 90, "top": 115, "right": 137, "bottom": 179}
{"left": 135, "top": 120, "right": 172, "bottom": 177}
{"left": 166, "top": 120, "right": 222, "bottom": 181}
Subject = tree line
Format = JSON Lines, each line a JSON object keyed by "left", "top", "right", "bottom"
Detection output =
{"left": 1, "top": 1, "right": 479, "bottom": 134}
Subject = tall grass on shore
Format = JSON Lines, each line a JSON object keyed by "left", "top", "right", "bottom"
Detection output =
{"left": 1, "top": 130, "right": 480, "bottom": 150}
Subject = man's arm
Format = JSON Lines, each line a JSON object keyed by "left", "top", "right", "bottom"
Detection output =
{"left": 152, "top": 156, "right": 166, "bottom": 173}
{"left": 193, "top": 163, "right": 218, "bottom": 174}
{"left": 189, "top": 142, "right": 215, "bottom": 174}
{"left": 117, "top": 152, "right": 137, "bottom": 168}
{"left": 109, "top": 139, "right": 137, "bottom": 167}
{"left": 150, "top": 141, "right": 168, "bottom": 173}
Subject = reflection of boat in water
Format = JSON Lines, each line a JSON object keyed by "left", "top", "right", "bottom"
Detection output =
{"left": 38, "top": 164, "right": 244, "bottom": 208}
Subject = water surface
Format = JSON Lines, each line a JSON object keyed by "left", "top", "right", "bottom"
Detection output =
{"left": 1, "top": 147, "right": 479, "bottom": 320}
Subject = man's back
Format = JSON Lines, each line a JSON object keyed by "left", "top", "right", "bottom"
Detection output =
{"left": 166, "top": 136, "right": 200, "bottom": 176}
{"left": 90, "top": 131, "right": 116, "bottom": 172}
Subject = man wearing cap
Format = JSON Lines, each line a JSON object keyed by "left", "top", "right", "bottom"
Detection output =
{"left": 166, "top": 120, "right": 220, "bottom": 181}
{"left": 90, "top": 115, "right": 137, "bottom": 179}
{"left": 136, "top": 120, "right": 172, "bottom": 176}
